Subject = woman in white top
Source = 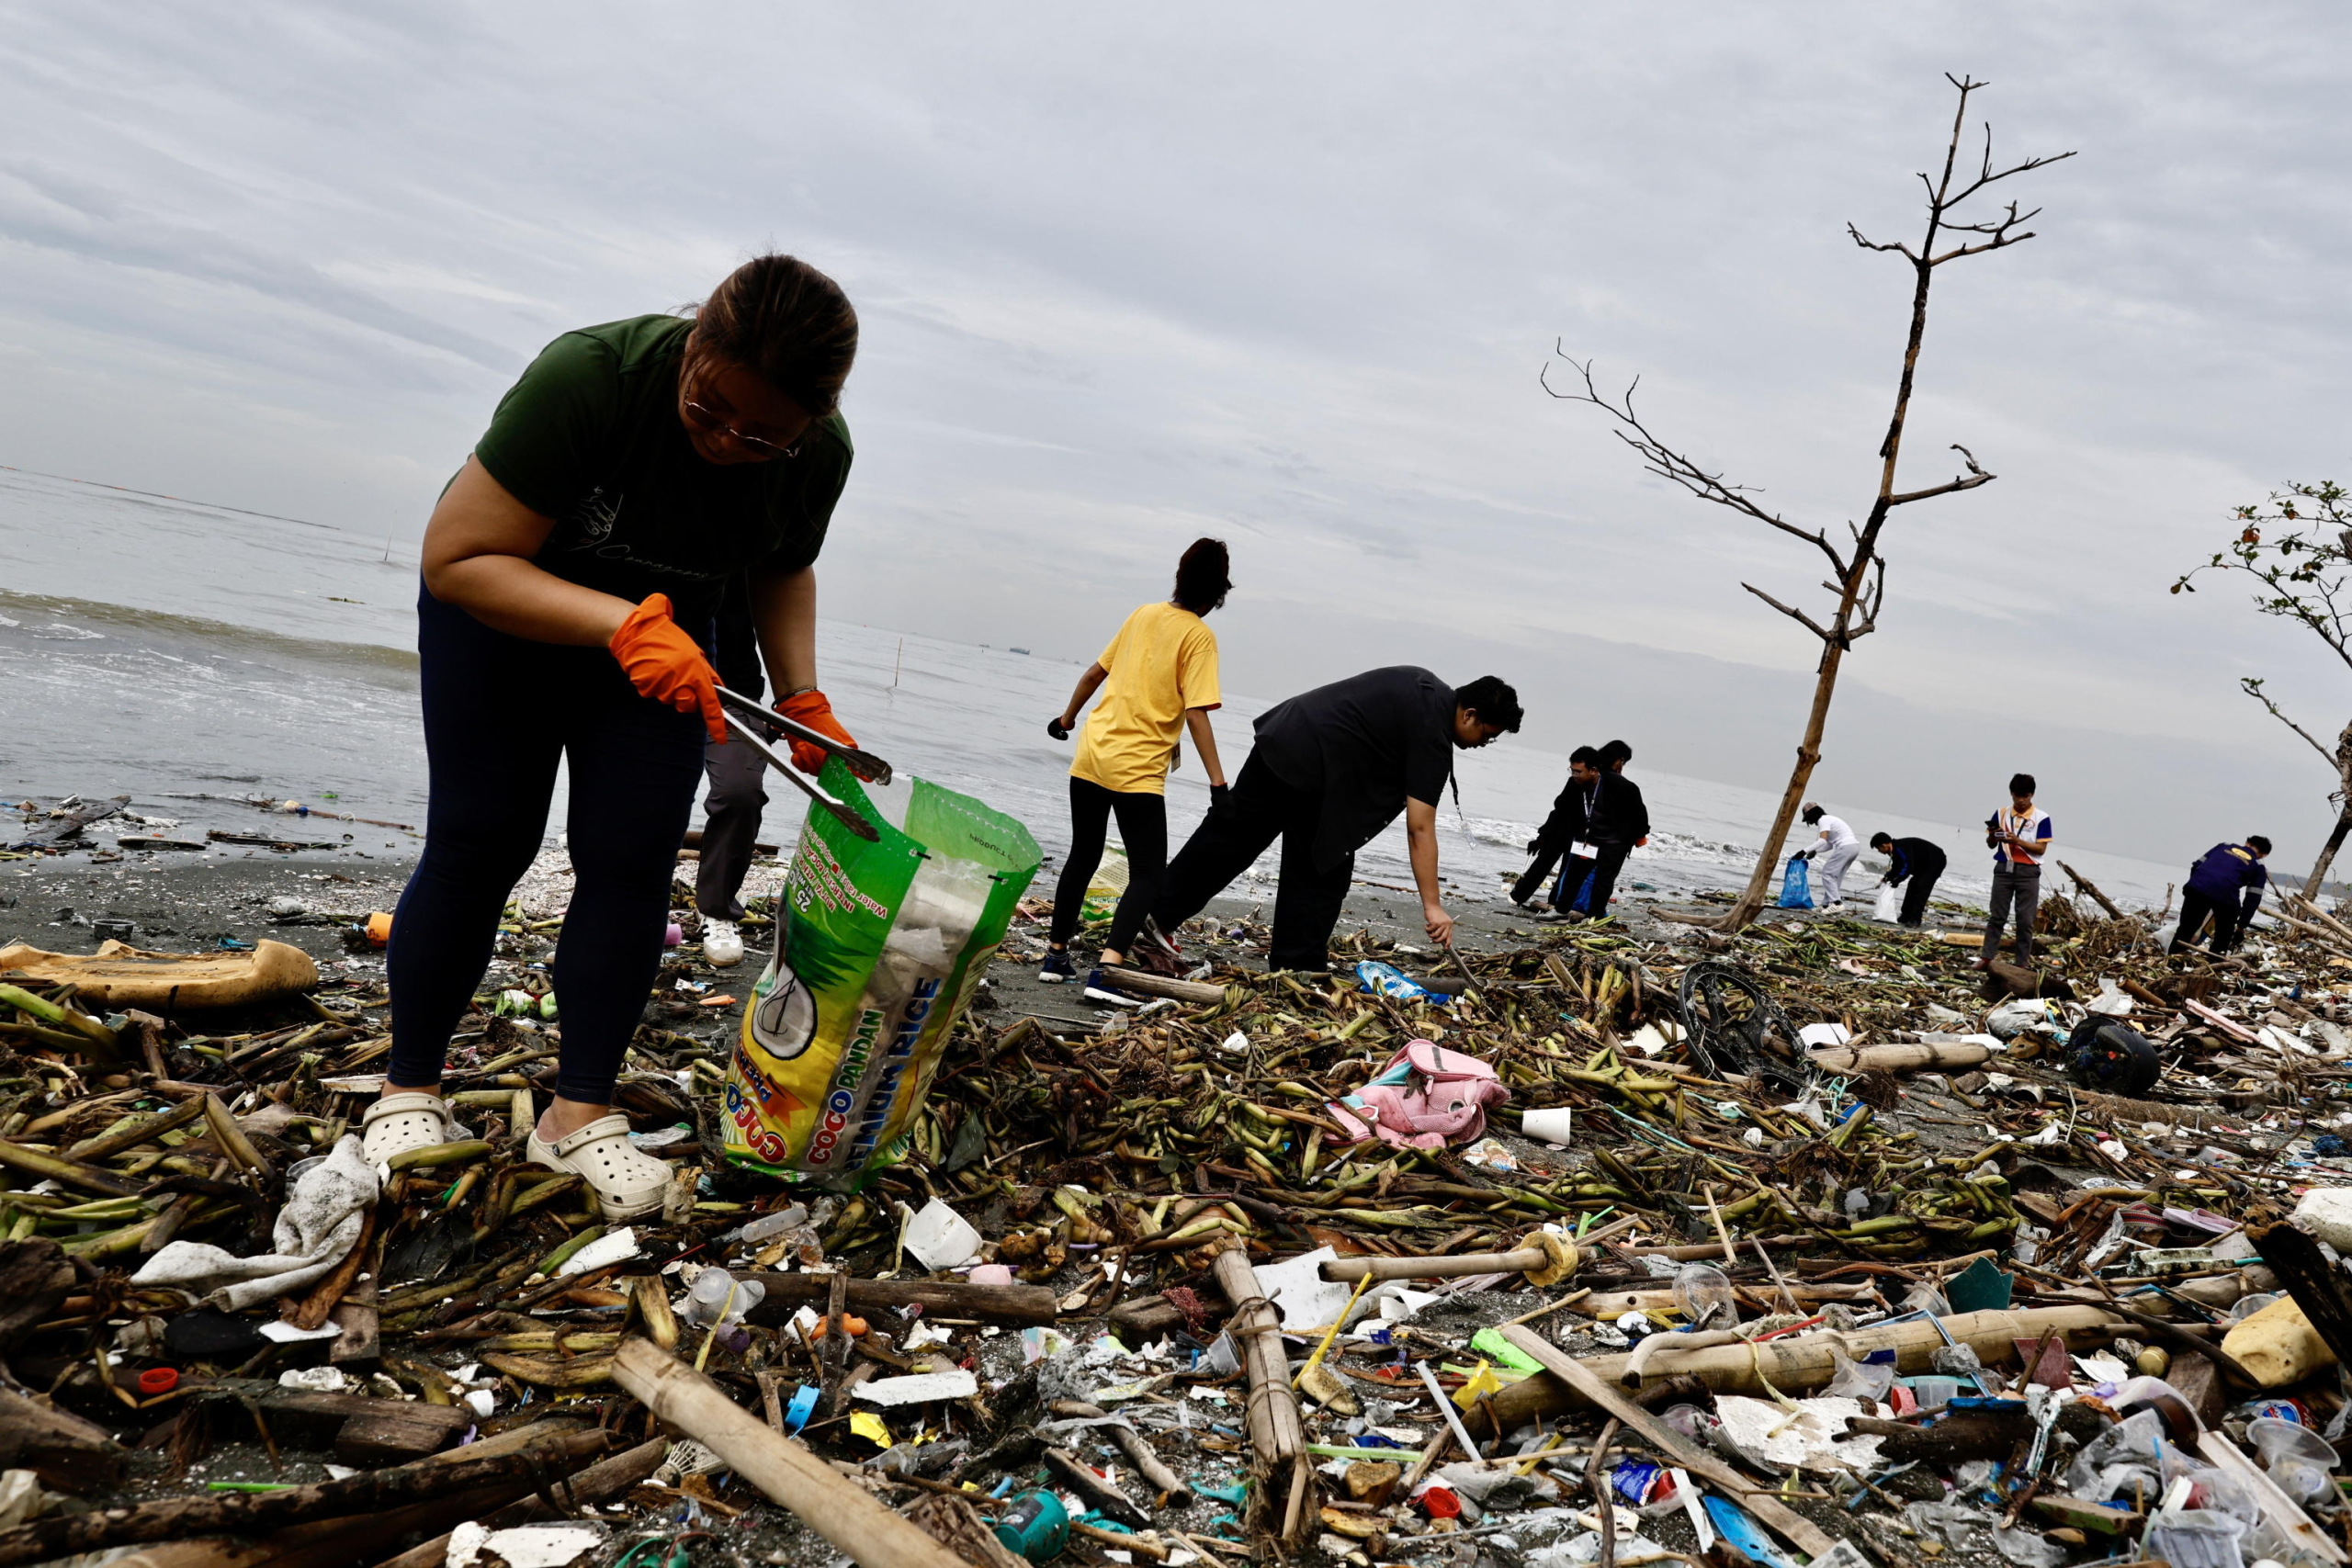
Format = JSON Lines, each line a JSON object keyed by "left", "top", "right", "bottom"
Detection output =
{"left": 1800, "top": 802, "right": 1862, "bottom": 908}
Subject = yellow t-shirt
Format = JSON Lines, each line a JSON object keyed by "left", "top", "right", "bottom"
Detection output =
{"left": 1070, "top": 602, "right": 1221, "bottom": 795}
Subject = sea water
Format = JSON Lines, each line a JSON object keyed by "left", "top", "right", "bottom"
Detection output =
{"left": 0, "top": 464, "right": 2190, "bottom": 913}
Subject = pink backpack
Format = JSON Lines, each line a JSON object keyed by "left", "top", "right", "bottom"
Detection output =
{"left": 1327, "top": 1040, "right": 1510, "bottom": 1149}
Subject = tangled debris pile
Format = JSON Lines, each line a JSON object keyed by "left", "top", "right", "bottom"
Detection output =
{"left": 6, "top": 871, "right": 2352, "bottom": 1568}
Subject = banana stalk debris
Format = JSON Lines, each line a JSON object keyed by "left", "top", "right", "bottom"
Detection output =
{"left": 5, "top": 870, "right": 2352, "bottom": 1567}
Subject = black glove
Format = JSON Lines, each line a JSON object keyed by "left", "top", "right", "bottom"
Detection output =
{"left": 1794, "top": 850, "right": 1812, "bottom": 862}
{"left": 1046, "top": 716, "right": 1071, "bottom": 741}
{"left": 1210, "top": 782, "right": 1230, "bottom": 809}
{"left": 1525, "top": 838, "right": 1543, "bottom": 856}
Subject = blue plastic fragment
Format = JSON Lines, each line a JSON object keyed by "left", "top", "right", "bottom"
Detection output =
{"left": 1703, "top": 1496, "right": 1800, "bottom": 1568}
{"left": 785, "top": 1383, "right": 820, "bottom": 1435}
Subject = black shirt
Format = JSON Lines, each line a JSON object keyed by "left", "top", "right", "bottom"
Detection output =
{"left": 1593, "top": 773, "right": 1649, "bottom": 846}
{"left": 1251, "top": 666, "right": 1456, "bottom": 870}
{"left": 472, "top": 316, "right": 853, "bottom": 627}
{"left": 1886, "top": 836, "right": 1947, "bottom": 884}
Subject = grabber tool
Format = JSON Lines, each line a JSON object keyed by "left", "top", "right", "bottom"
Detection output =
{"left": 714, "top": 685, "right": 896, "bottom": 842}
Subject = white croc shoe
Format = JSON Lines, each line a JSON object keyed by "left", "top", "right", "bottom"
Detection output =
{"left": 362, "top": 1092, "right": 456, "bottom": 1164}
{"left": 527, "top": 1114, "right": 671, "bottom": 1222}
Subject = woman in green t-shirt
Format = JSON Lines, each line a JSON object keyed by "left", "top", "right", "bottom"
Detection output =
{"left": 366, "top": 254, "right": 864, "bottom": 1222}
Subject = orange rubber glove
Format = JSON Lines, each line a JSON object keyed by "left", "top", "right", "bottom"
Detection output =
{"left": 776, "top": 687, "right": 856, "bottom": 775}
{"left": 608, "top": 593, "right": 726, "bottom": 743}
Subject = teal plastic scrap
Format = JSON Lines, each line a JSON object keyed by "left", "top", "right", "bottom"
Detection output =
{"left": 1946, "top": 1255, "right": 2015, "bottom": 1314}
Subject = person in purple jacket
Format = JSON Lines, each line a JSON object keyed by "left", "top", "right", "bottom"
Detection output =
{"left": 2170, "top": 836, "right": 2271, "bottom": 955}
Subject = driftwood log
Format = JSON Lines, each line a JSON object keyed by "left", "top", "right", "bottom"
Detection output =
{"left": 0, "top": 1429, "right": 605, "bottom": 1567}
{"left": 612, "top": 1337, "right": 969, "bottom": 1568}
{"left": 745, "top": 1271, "right": 1058, "bottom": 1327}
{"left": 0, "top": 1385, "right": 127, "bottom": 1491}
{"left": 367, "top": 1436, "right": 669, "bottom": 1568}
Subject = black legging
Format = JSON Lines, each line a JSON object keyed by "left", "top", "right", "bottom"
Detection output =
{"left": 1152, "top": 753, "right": 1351, "bottom": 973}
{"left": 388, "top": 586, "right": 706, "bottom": 1103}
{"left": 1048, "top": 777, "right": 1168, "bottom": 955}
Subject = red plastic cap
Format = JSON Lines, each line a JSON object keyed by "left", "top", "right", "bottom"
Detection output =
{"left": 1419, "top": 1486, "right": 1461, "bottom": 1519}
{"left": 138, "top": 1367, "right": 179, "bottom": 1396}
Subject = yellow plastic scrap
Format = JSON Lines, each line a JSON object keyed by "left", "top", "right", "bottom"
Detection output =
{"left": 1453, "top": 1359, "right": 1503, "bottom": 1410}
{"left": 850, "top": 1411, "right": 895, "bottom": 1449}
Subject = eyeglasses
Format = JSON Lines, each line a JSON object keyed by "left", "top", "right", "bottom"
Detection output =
{"left": 681, "top": 372, "right": 808, "bottom": 459}
{"left": 683, "top": 398, "right": 805, "bottom": 459}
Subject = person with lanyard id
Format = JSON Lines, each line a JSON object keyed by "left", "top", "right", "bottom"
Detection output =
{"left": 1979, "top": 772, "right": 2052, "bottom": 969}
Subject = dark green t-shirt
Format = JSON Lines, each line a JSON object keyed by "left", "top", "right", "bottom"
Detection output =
{"left": 472, "top": 315, "right": 853, "bottom": 626}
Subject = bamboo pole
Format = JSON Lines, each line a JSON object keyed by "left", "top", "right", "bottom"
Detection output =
{"left": 1209, "top": 1246, "right": 1313, "bottom": 1547}
{"left": 1484, "top": 1303, "right": 2119, "bottom": 1427}
{"left": 1806, "top": 1041, "right": 1996, "bottom": 1074}
{"left": 611, "top": 1338, "right": 968, "bottom": 1568}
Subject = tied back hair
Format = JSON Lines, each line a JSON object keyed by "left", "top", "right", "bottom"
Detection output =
{"left": 685, "top": 254, "right": 859, "bottom": 417}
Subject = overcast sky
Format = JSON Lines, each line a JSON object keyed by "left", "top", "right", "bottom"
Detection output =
{"left": 3, "top": 4, "right": 2346, "bottom": 867}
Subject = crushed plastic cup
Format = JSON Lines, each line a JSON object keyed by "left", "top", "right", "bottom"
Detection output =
{"left": 902, "top": 1198, "right": 983, "bottom": 1271}
{"left": 683, "top": 1267, "right": 764, "bottom": 1328}
{"left": 2248, "top": 1416, "right": 2340, "bottom": 1500}
{"left": 2144, "top": 1507, "right": 2247, "bottom": 1568}
{"left": 1672, "top": 1264, "right": 1734, "bottom": 1329}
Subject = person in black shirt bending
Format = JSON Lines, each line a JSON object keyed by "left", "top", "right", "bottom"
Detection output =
{"left": 1868, "top": 832, "right": 1948, "bottom": 927}
{"left": 1148, "top": 668, "right": 1521, "bottom": 973}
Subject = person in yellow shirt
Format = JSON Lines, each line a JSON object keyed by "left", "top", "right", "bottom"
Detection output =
{"left": 1040, "top": 539, "right": 1230, "bottom": 997}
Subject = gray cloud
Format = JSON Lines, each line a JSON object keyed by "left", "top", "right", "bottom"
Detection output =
{"left": 1, "top": 1, "right": 2346, "bottom": 867}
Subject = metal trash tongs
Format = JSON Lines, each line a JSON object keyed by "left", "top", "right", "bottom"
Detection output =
{"left": 714, "top": 684, "right": 895, "bottom": 842}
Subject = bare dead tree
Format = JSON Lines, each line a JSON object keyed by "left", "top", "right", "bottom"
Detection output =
{"left": 2174, "top": 480, "right": 2352, "bottom": 896}
{"left": 1544, "top": 74, "right": 2071, "bottom": 930}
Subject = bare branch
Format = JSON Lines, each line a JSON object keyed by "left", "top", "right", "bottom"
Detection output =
{"left": 1741, "top": 582, "right": 1833, "bottom": 642}
{"left": 1847, "top": 222, "right": 1918, "bottom": 261}
{"left": 1543, "top": 347, "right": 1852, "bottom": 577}
{"left": 1887, "top": 444, "right": 1996, "bottom": 505}
{"left": 2239, "top": 677, "right": 2341, "bottom": 771}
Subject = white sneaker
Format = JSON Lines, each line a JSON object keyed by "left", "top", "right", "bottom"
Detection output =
{"left": 703, "top": 916, "right": 744, "bottom": 967}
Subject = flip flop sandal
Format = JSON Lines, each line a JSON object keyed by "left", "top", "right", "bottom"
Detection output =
{"left": 361, "top": 1091, "right": 455, "bottom": 1164}
{"left": 528, "top": 1114, "right": 672, "bottom": 1222}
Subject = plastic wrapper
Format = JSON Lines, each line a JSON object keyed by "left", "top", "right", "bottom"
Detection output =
{"left": 725, "top": 761, "right": 1040, "bottom": 1187}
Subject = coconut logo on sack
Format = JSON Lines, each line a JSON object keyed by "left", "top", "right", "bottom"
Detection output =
{"left": 749, "top": 962, "right": 817, "bottom": 1061}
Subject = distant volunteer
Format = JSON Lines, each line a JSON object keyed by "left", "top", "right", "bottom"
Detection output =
{"left": 1149, "top": 668, "right": 1522, "bottom": 973}
{"left": 1869, "top": 831, "right": 1948, "bottom": 927}
{"left": 1980, "top": 772, "right": 2052, "bottom": 968}
{"left": 1556, "top": 737, "right": 1649, "bottom": 921}
{"left": 1039, "top": 539, "right": 1231, "bottom": 1003}
{"left": 1513, "top": 746, "right": 1602, "bottom": 910}
{"left": 1799, "top": 803, "right": 1861, "bottom": 908}
{"left": 2171, "top": 835, "right": 2272, "bottom": 955}
{"left": 373, "top": 254, "right": 864, "bottom": 1223}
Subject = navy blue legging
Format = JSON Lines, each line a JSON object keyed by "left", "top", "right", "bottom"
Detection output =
{"left": 388, "top": 586, "right": 706, "bottom": 1103}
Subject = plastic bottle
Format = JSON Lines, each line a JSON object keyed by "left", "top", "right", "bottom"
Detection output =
{"left": 737, "top": 1204, "right": 811, "bottom": 1245}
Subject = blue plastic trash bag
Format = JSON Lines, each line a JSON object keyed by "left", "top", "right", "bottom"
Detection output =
{"left": 1353, "top": 961, "right": 1452, "bottom": 1006}
{"left": 1776, "top": 852, "right": 1813, "bottom": 909}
